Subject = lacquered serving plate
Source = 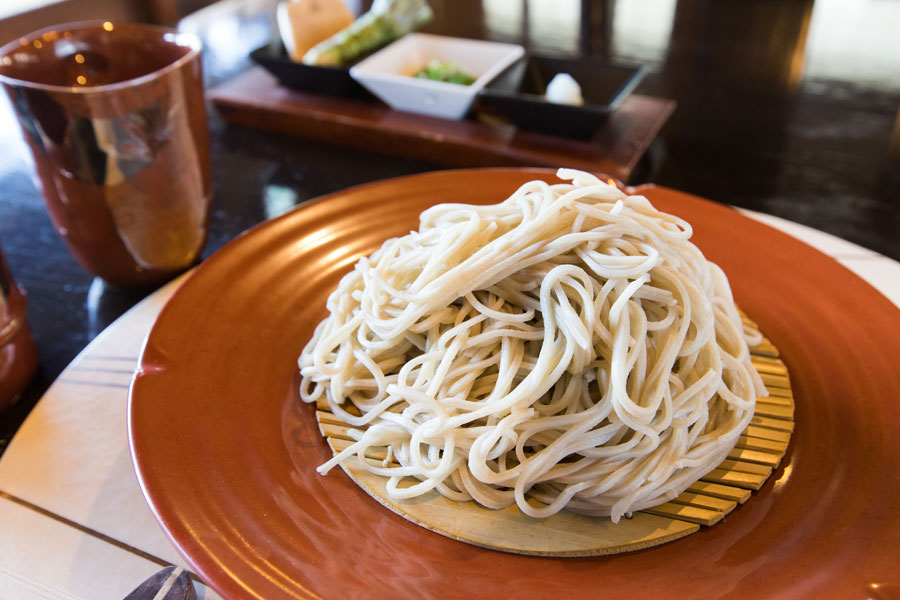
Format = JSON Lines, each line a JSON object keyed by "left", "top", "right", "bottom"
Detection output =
{"left": 129, "top": 169, "right": 900, "bottom": 599}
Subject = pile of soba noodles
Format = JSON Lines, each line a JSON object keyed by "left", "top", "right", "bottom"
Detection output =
{"left": 299, "top": 169, "right": 765, "bottom": 523}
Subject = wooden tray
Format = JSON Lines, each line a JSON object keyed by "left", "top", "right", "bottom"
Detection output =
{"left": 315, "top": 313, "right": 793, "bottom": 556}
{"left": 208, "top": 67, "right": 675, "bottom": 182}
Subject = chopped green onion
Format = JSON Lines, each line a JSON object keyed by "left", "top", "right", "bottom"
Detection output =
{"left": 413, "top": 59, "right": 475, "bottom": 85}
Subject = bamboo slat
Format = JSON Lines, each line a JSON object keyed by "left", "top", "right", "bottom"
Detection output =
{"left": 750, "top": 339, "right": 779, "bottom": 358}
{"left": 701, "top": 468, "right": 769, "bottom": 490}
{"left": 670, "top": 491, "right": 737, "bottom": 513}
{"left": 644, "top": 502, "right": 725, "bottom": 526}
{"left": 736, "top": 433, "right": 789, "bottom": 454}
{"left": 726, "top": 447, "right": 783, "bottom": 467}
{"left": 766, "top": 386, "right": 793, "bottom": 399}
{"left": 744, "top": 425, "right": 792, "bottom": 443}
{"left": 751, "top": 355, "right": 787, "bottom": 367}
{"left": 750, "top": 414, "right": 795, "bottom": 432}
{"left": 750, "top": 359, "right": 788, "bottom": 376}
{"left": 686, "top": 481, "right": 751, "bottom": 504}
{"left": 754, "top": 402, "right": 795, "bottom": 420}
{"left": 760, "top": 373, "right": 791, "bottom": 389}
{"left": 759, "top": 394, "right": 793, "bottom": 407}
{"left": 716, "top": 459, "right": 772, "bottom": 476}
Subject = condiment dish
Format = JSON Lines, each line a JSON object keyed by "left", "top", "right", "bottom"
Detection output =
{"left": 349, "top": 33, "right": 524, "bottom": 119}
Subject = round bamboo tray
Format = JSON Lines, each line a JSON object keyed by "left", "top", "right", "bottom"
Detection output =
{"left": 315, "top": 312, "right": 792, "bottom": 556}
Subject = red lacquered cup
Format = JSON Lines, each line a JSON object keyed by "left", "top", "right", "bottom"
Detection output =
{"left": 0, "top": 245, "right": 38, "bottom": 412}
{"left": 0, "top": 22, "right": 211, "bottom": 289}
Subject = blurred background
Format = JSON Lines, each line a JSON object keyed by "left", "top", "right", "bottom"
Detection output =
{"left": 1, "top": 0, "right": 898, "bottom": 447}
{"left": 3, "top": 0, "right": 898, "bottom": 257}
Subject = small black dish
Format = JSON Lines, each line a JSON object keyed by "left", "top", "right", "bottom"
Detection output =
{"left": 477, "top": 55, "right": 645, "bottom": 140}
{"left": 249, "top": 42, "right": 368, "bottom": 99}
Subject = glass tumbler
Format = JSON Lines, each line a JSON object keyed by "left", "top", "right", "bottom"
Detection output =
{"left": 0, "top": 22, "right": 212, "bottom": 288}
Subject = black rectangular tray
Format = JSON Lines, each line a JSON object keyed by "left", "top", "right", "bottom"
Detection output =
{"left": 249, "top": 42, "right": 370, "bottom": 99}
{"left": 478, "top": 56, "right": 645, "bottom": 140}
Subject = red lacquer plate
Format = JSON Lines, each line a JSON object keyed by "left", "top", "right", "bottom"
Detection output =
{"left": 128, "top": 169, "right": 900, "bottom": 600}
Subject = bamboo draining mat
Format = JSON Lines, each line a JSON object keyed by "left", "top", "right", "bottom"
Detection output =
{"left": 315, "top": 313, "right": 792, "bottom": 556}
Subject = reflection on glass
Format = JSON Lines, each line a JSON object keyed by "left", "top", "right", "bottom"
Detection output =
{"left": 0, "top": 94, "right": 30, "bottom": 179}
{"left": 51, "top": 39, "right": 76, "bottom": 59}
{"left": 611, "top": 0, "right": 676, "bottom": 67}
{"left": 483, "top": 0, "right": 579, "bottom": 54}
{"left": 264, "top": 184, "right": 299, "bottom": 220}
{"left": 204, "top": 16, "right": 246, "bottom": 68}
{"left": 86, "top": 277, "right": 106, "bottom": 339}
{"left": 527, "top": 0, "right": 580, "bottom": 54}
{"left": 179, "top": 0, "right": 276, "bottom": 81}
{"left": 86, "top": 278, "right": 145, "bottom": 338}
{"left": 483, "top": 0, "right": 524, "bottom": 40}
{"left": 802, "top": 0, "right": 900, "bottom": 91}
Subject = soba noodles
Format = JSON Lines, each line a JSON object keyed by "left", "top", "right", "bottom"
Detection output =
{"left": 299, "top": 169, "right": 766, "bottom": 522}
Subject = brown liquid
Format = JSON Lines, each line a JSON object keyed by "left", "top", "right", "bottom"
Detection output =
{"left": 0, "top": 23, "right": 211, "bottom": 289}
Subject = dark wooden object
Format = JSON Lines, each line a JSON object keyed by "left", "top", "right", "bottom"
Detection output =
{"left": 208, "top": 67, "right": 675, "bottom": 181}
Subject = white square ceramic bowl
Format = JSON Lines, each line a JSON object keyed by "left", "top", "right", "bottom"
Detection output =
{"left": 349, "top": 33, "right": 525, "bottom": 119}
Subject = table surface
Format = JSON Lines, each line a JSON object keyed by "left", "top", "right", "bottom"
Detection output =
{"left": 1, "top": 0, "right": 899, "bottom": 450}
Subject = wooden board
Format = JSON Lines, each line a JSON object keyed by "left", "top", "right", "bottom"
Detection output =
{"left": 314, "top": 322, "right": 793, "bottom": 556}
{"left": 208, "top": 67, "right": 676, "bottom": 182}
